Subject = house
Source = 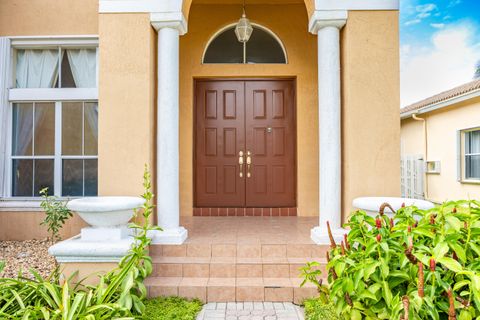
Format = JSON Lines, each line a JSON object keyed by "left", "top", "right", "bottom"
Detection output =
{"left": 0, "top": 0, "right": 400, "bottom": 302}
{"left": 401, "top": 79, "right": 480, "bottom": 203}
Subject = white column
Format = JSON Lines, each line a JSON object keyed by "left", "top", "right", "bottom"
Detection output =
{"left": 151, "top": 14, "right": 188, "bottom": 244}
{"left": 309, "top": 11, "right": 349, "bottom": 245}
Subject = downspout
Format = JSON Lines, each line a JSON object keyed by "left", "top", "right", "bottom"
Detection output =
{"left": 412, "top": 113, "right": 428, "bottom": 199}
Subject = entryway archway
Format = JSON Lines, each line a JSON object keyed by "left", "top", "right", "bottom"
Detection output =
{"left": 194, "top": 79, "right": 296, "bottom": 212}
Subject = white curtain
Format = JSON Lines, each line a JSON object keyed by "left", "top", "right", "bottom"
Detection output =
{"left": 66, "top": 49, "right": 96, "bottom": 88}
{"left": 85, "top": 102, "right": 98, "bottom": 141}
{"left": 12, "top": 104, "right": 33, "bottom": 156}
{"left": 16, "top": 49, "right": 58, "bottom": 88}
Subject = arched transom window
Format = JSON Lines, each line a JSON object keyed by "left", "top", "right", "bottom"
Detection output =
{"left": 203, "top": 24, "right": 287, "bottom": 64}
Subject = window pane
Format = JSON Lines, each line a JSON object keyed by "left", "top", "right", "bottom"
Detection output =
{"left": 12, "top": 103, "right": 33, "bottom": 156}
{"left": 85, "top": 159, "right": 98, "bottom": 196}
{"left": 62, "top": 102, "right": 83, "bottom": 155}
{"left": 62, "top": 159, "right": 83, "bottom": 196}
{"left": 246, "top": 28, "right": 286, "bottom": 64}
{"left": 84, "top": 102, "right": 98, "bottom": 155}
{"left": 466, "top": 131, "right": 480, "bottom": 154}
{"left": 65, "top": 49, "right": 97, "bottom": 88}
{"left": 34, "top": 160, "right": 54, "bottom": 196}
{"left": 203, "top": 27, "right": 244, "bottom": 63}
{"left": 12, "top": 159, "right": 33, "bottom": 196}
{"left": 60, "top": 51, "right": 76, "bottom": 88}
{"left": 466, "top": 155, "right": 480, "bottom": 180}
{"left": 16, "top": 49, "right": 59, "bottom": 88}
{"left": 34, "top": 103, "right": 55, "bottom": 155}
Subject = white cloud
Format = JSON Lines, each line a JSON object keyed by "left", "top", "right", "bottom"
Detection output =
{"left": 405, "top": 19, "right": 422, "bottom": 26}
{"left": 430, "top": 23, "right": 445, "bottom": 29}
{"left": 415, "top": 3, "right": 437, "bottom": 14}
{"left": 404, "top": 3, "right": 438, "bottom": 26}
{"left": 448, "top": 0, "right": 461, "bottom": 7}
{"left": 401, "top": 24, "right": 480, "bottom": 106}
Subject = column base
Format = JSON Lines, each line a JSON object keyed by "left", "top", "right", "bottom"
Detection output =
{"left": 310, "top": 226, "right": 348, "bottom": 245}
{"left": 150, "top": 227, "right": 188, "bottom": 245}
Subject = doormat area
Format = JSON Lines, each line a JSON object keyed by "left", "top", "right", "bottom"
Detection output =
{"left": 193, "top": 207, "right": 297, "bottom": 217}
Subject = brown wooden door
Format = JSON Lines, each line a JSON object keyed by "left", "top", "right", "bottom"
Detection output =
{"left": 245, "top": 81, "right": 296, "bottom": 207}
{"left": 195, "top": 80, "right": 296, "bottom": 207}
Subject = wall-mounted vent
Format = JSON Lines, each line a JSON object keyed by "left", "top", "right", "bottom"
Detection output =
{"left": 425, "top": 161, "right": 441, "bottom": 174}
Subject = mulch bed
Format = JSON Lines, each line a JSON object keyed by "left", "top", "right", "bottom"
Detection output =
{"left": 0, "top": 239, "right": 56, "bottom": 279}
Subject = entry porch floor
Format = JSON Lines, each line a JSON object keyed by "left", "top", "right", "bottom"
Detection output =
{"left": 146, "top": 217, "right": 329, "bottom": 303}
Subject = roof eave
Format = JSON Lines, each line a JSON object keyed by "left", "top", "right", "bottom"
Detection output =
{"left": 400, "top": 88, "right": 480, "bottom": 120}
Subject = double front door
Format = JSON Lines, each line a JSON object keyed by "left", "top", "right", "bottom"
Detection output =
{"left": 195, "top": 80, "right": 296, "bottom": 208}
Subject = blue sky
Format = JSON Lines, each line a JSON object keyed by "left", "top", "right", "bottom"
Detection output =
{"left": 400, "top": 0, "right": 480, "bottom": 106}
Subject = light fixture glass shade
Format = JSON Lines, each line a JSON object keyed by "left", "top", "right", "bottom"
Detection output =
{"left": 235, "top": 13, "right": 253, "bottom": 43}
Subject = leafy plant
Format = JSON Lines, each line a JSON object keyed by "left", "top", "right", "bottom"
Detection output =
{"left": 39, "top": 188, "right": 73, "bottom": 242}
{"left": 303, "top": 298, "right": 339, "bottom": 320}
{"left": 323, "top": 201, "right": 480, "bottom": 320}
{"left": 0, "top": 165, "right": 159, "bottom": 319}
{"left": 142, "top": 296, "right": 203, "bottom": 320}
{"left": 300, "top": 261, "right": 330, "bottom": 305}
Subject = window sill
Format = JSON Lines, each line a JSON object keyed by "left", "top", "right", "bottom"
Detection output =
{"left": 460, "top": 179, "right": 480, "bottom": 185}
{"left": 0, "top": 197, "right": 75, "bottom": 211}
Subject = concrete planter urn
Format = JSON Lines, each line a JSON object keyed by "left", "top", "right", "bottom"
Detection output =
{"left": 49, "top": 196, "right": 145, "bottom": 263}
{"left": 67, "top": 196, "right": 145, "bottom": 228}
{"left": 353, "top": 196, "right": 434, "bottom": 218}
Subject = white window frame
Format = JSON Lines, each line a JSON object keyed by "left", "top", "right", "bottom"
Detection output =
{"left": 1, "top": 36, "right": 99, "bottom": 205}
{"left": 458, "top": 127, "right": 480, "bottom": 184}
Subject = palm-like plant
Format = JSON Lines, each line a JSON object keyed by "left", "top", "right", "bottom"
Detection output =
{"left": 0, "top": 166, "right": 159, "bottom": 319}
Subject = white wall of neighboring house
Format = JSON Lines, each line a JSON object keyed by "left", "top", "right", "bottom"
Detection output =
{"left": 401, "top": 96, "right": 480, "bottom": 203}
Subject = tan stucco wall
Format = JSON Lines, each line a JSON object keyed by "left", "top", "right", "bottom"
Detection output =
{"left": 98, "top": 13, "right": 157, "bottom": 199}
{"left": 179, "top": 4, "right": 319, "bottom": 216}
{"left": 0, "top": 211, "right": 87, "bottom": 241}
{"left": 401, "top": 118, "right": 424, "bottom": 155}
{"left": 182, "top": 0, "right": 315, "bottom": 21}
{"left": 341, "top": 11, "right": 401, "bottom": 215}
{"left": 401, "top": 97, "right": 480, "bottom": 202}
{"left": 0, "top": 0, "right": 98, "bottom": 36}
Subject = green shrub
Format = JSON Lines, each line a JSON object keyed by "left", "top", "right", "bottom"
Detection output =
{"left": 304, "top": 298, "right": 339, "bottom": 320}
{"left": 0, "top": 166, "right": 159, "bottom": 319}
{"left": 142, "top": 296, "right": 203, "bottom": 320}
{"left": 323, "top": 200, "right": 480, "bottom": 319}
{"left": 39, "top": 188, "right": 73, "bottom": 242}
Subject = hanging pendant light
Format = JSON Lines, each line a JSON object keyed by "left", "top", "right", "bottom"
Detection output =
{"left": 235, "top": 0, "right": 253, "bottom": 43}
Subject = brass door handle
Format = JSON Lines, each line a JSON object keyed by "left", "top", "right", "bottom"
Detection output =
{"left": 246, "top": 151, "right": 252, "bottom": 178}
{"left": 239, "top": 151, "right": 244, "bottom": 178}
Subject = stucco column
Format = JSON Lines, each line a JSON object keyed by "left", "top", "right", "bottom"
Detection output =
{"left": 151, "top": 14, "right": 188, "bottom": 244}
{"left": 309, "top": 11, "right": 349, "bottom": 245}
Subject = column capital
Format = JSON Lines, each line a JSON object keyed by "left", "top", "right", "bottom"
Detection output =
{"left": 150, "top": 12, "right": 187, "bottom": 35}
{"left": 308, "top": 10, "right": 348, "bottom": 34}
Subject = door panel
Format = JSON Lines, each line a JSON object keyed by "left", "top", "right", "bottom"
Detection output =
{"left": 195, "top": 81, "right": 245, "bottom": 207}
{"left": 195, "top": 80, "right": 296, "bottom": 208}
{"left": 245, "top": 81, "right": 296, "bottom": 207}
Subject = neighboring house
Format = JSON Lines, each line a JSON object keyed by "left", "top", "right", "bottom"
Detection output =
{"left": 0, "top": 0, "right": 400, "bottom": 244}
{"left": 401, "top": 79, "right": 480, "bottom": 203}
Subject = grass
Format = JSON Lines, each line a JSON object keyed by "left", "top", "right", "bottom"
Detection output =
{"left": 303, "top": 298, "right": 339, "bottom": 320}
{"left": 142, "top": 296, "right": 203, "bottom": 320}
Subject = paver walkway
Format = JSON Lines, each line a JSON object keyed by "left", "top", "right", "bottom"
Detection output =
{"left": 196, "top": 302, "right": 305, "bottom": 320}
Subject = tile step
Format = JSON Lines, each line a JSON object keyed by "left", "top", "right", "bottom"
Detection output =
{"left": 152, "top": 257, "right": 327, "bottom": 278}
{"left": 146, "top": 277, "right": 325, "bottom": 303}
{"left": 150, "top": 243, "right": 330, "bottom": 259}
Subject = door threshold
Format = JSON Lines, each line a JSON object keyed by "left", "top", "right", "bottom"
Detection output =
{"left": 193, "top": 207, "right": 297, "bottom": 217}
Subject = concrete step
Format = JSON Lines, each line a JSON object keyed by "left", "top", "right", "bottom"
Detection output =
{"left": 151, "top": 256, "right": 327, "bottom": 278}
{"left": 145, "top": 276, "right": 323, "bottom": 303}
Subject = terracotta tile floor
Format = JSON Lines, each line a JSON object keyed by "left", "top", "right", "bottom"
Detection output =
{"left": 180, "top": 217, "right": 318, "bottom": 245}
